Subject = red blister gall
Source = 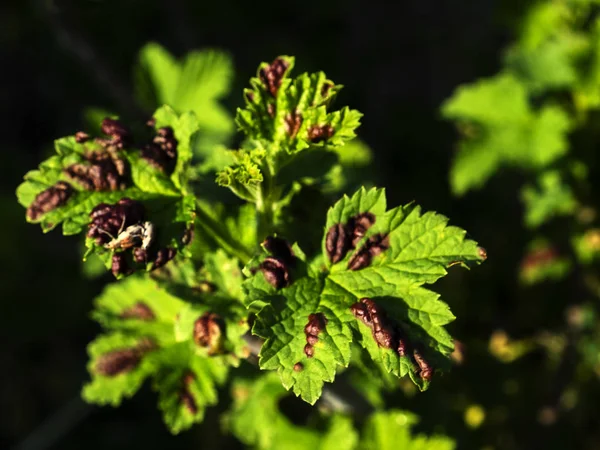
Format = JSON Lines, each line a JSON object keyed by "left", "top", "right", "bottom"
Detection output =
{"left": 259, "top": 57, "right": 290, "bottom": 97}
{"left": 26, "top": 181, "right": 73, "bottom": 221}
{"left": 120, "top": 301, "right": 155, "bottom": 321}
{"left": 179, "top": 371, "right": 198, "bottom": 414}
{"left": 413, "top": 348, "right": 433, "bottom": 381}
{"left": 95, "top": 348, "right": 140, "bottom": 376}
{"left": 260, "top": 257, "right": 291, "bottom": 289}
{"left": 326, "top": 223, "right": 350, "bottom": 263}
{"left": 304, "top": 344, "right": 315, "bottom": 358}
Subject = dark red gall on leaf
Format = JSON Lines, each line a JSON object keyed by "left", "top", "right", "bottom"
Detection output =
{"left": 182, "top": 226, "right": 194, "bottom": 245}
{"left": 141, "top": 126, "right": 178, "bottom": 173}
{"left": 193, "top": 312, "right": 223, "bottom": 354}
{"left": 133, "top": 247, "right": 148, "bottom": 263}
{"left": 304, "top": 313, "right": 327, "bottom": 336}
{"left": 284, "top": 111, "right": 302, "bottom": 139}
{"left": 326, "top": 223, "right": 351, "bottom": 263}
{"left": 396, "top": 338, "right": 407, "bottom": 357}
{"left": 303, "top": 313, "right": 327, "bottom": 357}
{"left": 94, "top": 338, "right": 155, "bottom": 377}
{"left": 478, "top": 246, "right": 488, "bottom": 260}
{"left": 347, "top": 248, "right": 372, "bottom": 271}
{"left": 111, "top": 253, "right": 133, "bottom": 277}
{"left": 347, "top": 233, "right": 390, "bottom": 271}
{"left": 151, "top": 247, "right": 177, "bottom": 270}
{"left": 100, "top": 118, "right": 131, "bottom": 149}
{"left": 306, "top": 334, "right": 319, "bottom": 346}
{"left": 75, "top": 131, "right": 90, "bottom": 143}
{"left": 65, "top": 149, "right": 129, "bottom": 191}
{"left": 304, "top": 344, "right": 315, "bottom": 358}
{"left": 180, "top": 371, "right": 198, "bottom": 414}
{"left": 94, "top": 348, "right": 140, "bottom": 376}
{"left": 293, "top": 362, "right": 304, "bottom": 372}
{"left": 87, "top": 198, "right": 145, "bottom": 245}
{"left": 374, "top": 327, "right": 395, "bottom": 349}
{"left": 308, "top": 124, "right": 334, "bottom": 143}
{"left": 347, "top": 212, "right": 376, "bottom": 247}
{"left": 26, "top": 181, "right": 73, "bottom": 221}
{"left": 262, "top": 236, "right": 295, "bottom": 266}
{"left": 321, "top": 82, "right": 333, "bottom": 99}
{"left": 366, "top": 233, "right": 390, "bottom": 256}
{"left": 413, "top": 348, "right": 433, "bottom": 381}
{"left": 259, "top": 57, "right": 290, "bottom": 97}
{"left": 120, "top": 301, "right": 155, "bottom": 321}
{"left": 260, "top": 257, "right": 291, "bottom": 289}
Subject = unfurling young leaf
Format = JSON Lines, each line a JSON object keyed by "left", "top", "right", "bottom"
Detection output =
{"left": 244, "top": 187, "right": 485, "bottom": 403}
{"left": 217, "top": 56, "right": 363, "bottom": 206}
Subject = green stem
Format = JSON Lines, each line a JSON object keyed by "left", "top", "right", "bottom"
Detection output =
{"left": 255, "top": 159, "right": 278, "bottom": 240}
{"left": 194, "top": 200, "right": 253, "bottom": 264}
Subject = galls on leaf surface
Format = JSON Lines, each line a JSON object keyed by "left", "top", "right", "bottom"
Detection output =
{"left": 351, "top": 298, "right": 433, "bottom": 380}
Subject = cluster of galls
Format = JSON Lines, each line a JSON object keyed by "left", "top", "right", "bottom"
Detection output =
{"left": 326, "top": 212, "right": 390, "bottom": 270}
{"left": 193, "top": 312, "right": 224, "bottom": 355}
{"left": 26, "top": 181, "right": 73, "bottom": 221}
{"left": 303, "top": 312, "right": 328, "bottom": 358}
{"left": 351, "top": 298, "right": 432, "bottom": 381}
{"left": 87, "top": 198, "right": 177, "bottom": 277}
{"left": 259, "top": 236, "right": 296, "bottom": 289}
{"left": 259, "top": 57, "right": 290, "bottom": 97}
{"left": 141, "top": 120, "right": 179, "bottom": 173}
{"left": 67, "top": 118, "right": 131, "bottom": 191}
{"left": 94, "top": 337, "right": 156, "bottom": 377}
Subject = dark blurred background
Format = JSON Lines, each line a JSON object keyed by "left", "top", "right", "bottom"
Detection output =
{"left": 4, "top": 0, "right": 586, "bottom": 449}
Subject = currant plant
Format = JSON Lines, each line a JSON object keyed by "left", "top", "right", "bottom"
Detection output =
{"left": 17, "top": 50, "right": 485, "bottom": 444}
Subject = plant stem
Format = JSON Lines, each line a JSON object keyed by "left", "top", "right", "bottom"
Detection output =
{"left": 195, "top": 200, "right": 253, "bottom": 264}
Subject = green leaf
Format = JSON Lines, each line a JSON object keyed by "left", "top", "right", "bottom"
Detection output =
{"left": 236, "top": 56, "right": 362, "bottom": 154}
{"left": 360, "top": 410, "right": 455, "bottom": 450}
{"left": 203, "top": 249, "right": 246, "bottom": 301}
{"left": 82, "top": 332, "right": 159, "bottom": 406}
{"left": 83, "top": 275, "right": 246, "bottom": 433}
{"left": 135, "top": 43, "right": 235, "bottom": 140}
{"left": 153, "top": 342, "right": 229, "bottom": 434}
{"left": 521, "top": 170, "right": 578, "bottom": 228}
{"left": 251, "top": 277, "right": 354, "bottom": 405}
{"left": 504, "top": 2, "right": 588, "bottom": 93}
{"left": 90, "top": 275, "right": 185, "bottom": 344}
{"left": 227, "top": 373, "right": 358, "bottom": 450}
{"left": 442, "top": 73, "right": 572, "bottom": 195}
{"left": 244, "top": 187, "right": 484, "bottom": 403}
{"left": 17, "top": 106, "right": 198, "bottom": 278}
